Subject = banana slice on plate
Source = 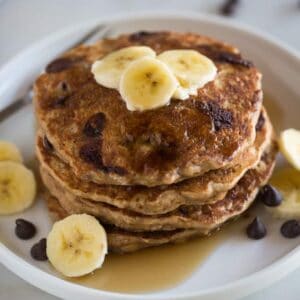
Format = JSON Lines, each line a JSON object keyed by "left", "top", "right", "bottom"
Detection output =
{"left": 120, "top": 57, "right": 178, "bottom": 111}
{"left": 268, "top": 168, "right": 300, "bottom": 219}
{"left": 47, "top": 214, "right": 108, "bottom": 277}
{"left": 91, "top": 46, "right": 156, "bottom": 89}
{"left": 279, "top": 129, "right": 300, "bottom": 170}
{"left": 0, "top": 161, "right": 36, "bottom": 215}
{"left": 157, "top": 50, "right": 217, "bottom": 100}
{"left": 0, "top": 141, "right": 23, "bottom": 163}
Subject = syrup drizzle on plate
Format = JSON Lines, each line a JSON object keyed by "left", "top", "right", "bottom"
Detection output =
{"left": 69, "top": 224, "right": 237, "bottom": 293}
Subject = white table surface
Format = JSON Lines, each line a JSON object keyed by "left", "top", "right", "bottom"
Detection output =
{"left": 0, "top": 0, "right": 300, "bottom": 299}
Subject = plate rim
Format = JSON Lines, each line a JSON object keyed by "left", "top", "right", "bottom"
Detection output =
{"left": 0, "top": 11, "right": 300, "bottom": 300}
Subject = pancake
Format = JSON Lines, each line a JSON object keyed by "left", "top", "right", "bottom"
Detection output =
{"left": 41, "top": 140, "right": 276, "bottom": 232}
{"left": 34, "top": 31, "right": 262, "bottom": 187}
{"left": 46, "top": 193, "right": 205, "bottom": 253}
{"left": 37, "top": 109, "right": 271, "bottom": 215}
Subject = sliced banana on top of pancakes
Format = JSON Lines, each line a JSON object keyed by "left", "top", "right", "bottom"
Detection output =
{"left": 157, "top": 49, "right": 217, "bottom": 100}
{"left": 91, "top": 46, "right": 217, "bottom": 110}
{"left": 91, "top": 46, "right": 156, "bottom": 89}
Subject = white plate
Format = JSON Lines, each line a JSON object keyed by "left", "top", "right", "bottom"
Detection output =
{"left": 0, "top": 12, "right": 300, "bottom": 300}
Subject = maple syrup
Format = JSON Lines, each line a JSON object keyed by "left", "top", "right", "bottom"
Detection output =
{"left": 64, "top": 93, "right": 279, "bottom": 293}
{"left": 69, "top": 223, "right": 239, "bottom": 293}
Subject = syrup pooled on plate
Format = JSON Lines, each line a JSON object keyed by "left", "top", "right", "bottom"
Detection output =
{"left": 68, "top": 224, "right": 238, "bottom": 293}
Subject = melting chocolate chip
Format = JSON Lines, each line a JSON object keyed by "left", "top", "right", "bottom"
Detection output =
{"left": 220, "top": 0, "right": 240, "bottom": 16}
{"left": 129, "top": 31, "right": 157, "bottom": 42}
{"left": 45, "top": 57, "right": 76, "bottom": 73}
{"left": 58, "top": 81, "right": 70, "bottom": 92}
{"left": 256, "top": 185, "right": 282, "bottom": 207}
{"left": 179, "top": 205, "right": 200, "bottom": 216}
{"left": 246, "top": 217, "right": 267, "bottom": 240}
{"left": 281, "top": 220, "right": 300, "bottom": 238}
{"left": 43, "top": 136, "right": 53, "bottom": 151}
{"left": 217, "top": 52, "right": 253, "bottom": 67}
{"left": 197, "top": 101, "right": 233, "bottom": 131}
{"left": 79, "top": 142, "right": 126, "bottom": 175}
{"left": 31, "top": 238, "right": 48, "bottom": 261}
{"left": 79, "top": 142, "right": 103, "bottom": 168}
{"left": 256, "top": 113, "right": 265, "bottom": 131}
{"left": 83, "top": 112, "right": 106, "bottom": 137}
{"left": 15, "top": 219, "right": 36, "bottom": 240}
{"left": 196, "top": 45, "right": 253, "bottom": 68}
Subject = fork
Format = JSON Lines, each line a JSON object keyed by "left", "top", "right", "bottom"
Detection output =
{"left": 0, "top": 24, "right": 113, "bottom": 122}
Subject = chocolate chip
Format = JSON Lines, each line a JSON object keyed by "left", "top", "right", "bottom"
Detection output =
{"left": 43, "top": 136, "right": 53, "bottom": 151}
{"left": 217, "top": 52, "right": 253, "bottom": 67}
{"left": 280, "top": 220, "right": 300, "bottom": 238}
{"left": 179, "top": 205, "right": 200, "bottom": 216}
{"left": 256, "top": 185, "right": 282, "bottom": 207}
{"left": 217, "top": 52, "right": 253, "bottom": 68}
{"left": 83, "top": 112, "right": 106, "bottom": 137}
{"left": 31, "top": 238, "right": 48, "bottom": 261}
{"left": 15, "top": 219, "right": 36, "bottom": 240}
{"left": 220, "top": 0, "right": 240, "bottom": 16}
{"left": 129, "top": 31, "right": 157, "bottom": 42}
{"left": 58, "top": 81, "right": 70, "bottom": 92}
{"left": 45, "top": 57, "right": 75, "bottom": 73}
{"left": 79, "top": 142, "right": 126, "bottom": 175}
{"left": 196, "top": 45, "right": 253, "bottom": 68}
{"left": 79, "top": 142, "right": 103, "bottom": 168}
{"left": 196, "top": 101, "right": 233, "bottom": 131}
{"left": 255, "top": 113, "right": 265, "bottom": 131}
{"left": 50, "top": 95, "right": 69, "bottom": 108}
{"left": 246, "top": 217, "right": 267, "bottom": 240}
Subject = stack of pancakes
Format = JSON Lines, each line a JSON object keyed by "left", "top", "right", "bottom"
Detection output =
{"left": 34, "top": 32, "right": 277, "bottom": 253}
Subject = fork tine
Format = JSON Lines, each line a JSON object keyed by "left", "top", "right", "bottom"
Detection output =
{"left": 64, "top": 24, "right": 107, "bottom": 51}
{"left": 0, "top": 97, "right": 30, "bottom": 122}
{"left": 0, "top": 24, "right": 114, "bottom": 122}
{"left": 84, "top": 27, "right": 114, "bottom": 45}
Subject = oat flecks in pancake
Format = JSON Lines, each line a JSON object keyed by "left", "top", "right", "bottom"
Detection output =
{"left": 36, "top": 109, "right": 272, "bottom": 215}
{"left": 42, "top": 139, "right": 276, "bottom": 233}
{"left": 34, "top": 31, "right": 262, "bottom": 186}
{"left": 44, "top": 139, "right": 276, "bottom": 252}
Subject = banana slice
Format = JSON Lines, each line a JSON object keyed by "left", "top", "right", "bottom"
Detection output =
{"left": 157, "top": 50, "right": 217, "bottom": 100}
{"left": 0, "top": 161, "right": 36, "bottom": 215}
{"left": 0, "top": 141, "right": 23, "bottom": 163}
{"left": 91, "top": 46, "right": 156, "bottom": 89}
{"left": 279, "top": 129, "right": 300, "bottom": 170}
{"left": 47, "top": 214, "right": 107, "bottom": 277}
{"left": 268, "top": 168, "right": 300, "bottom": 219}
{"left": 120, "top": 57, "right": 178, "bottom": 111}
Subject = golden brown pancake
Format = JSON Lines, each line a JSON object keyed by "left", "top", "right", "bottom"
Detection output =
{"left": 46, "top": 193, "right": 203, "bottom": 253}
{"left": 45, "top": 139, "right": 276, "bottom": 252}
{"left": 34, "top": 31, "right": 262, "bottom": 186}
{"left": 42, "top": 140, "right": 276, "bottom": 232}
{"left": 37, "top": 109, "right": 271, "bottom": 215}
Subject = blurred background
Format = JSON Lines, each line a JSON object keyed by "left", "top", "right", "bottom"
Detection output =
{"left": 0, "top": 0, "right": 299, "bottom": 299}
{"left": 0, "top": 0, "right": 300, "bottom": 66}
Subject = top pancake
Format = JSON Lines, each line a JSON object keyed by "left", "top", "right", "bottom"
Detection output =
{"left": 34, "top": 31, "right": 262, "bottom": 186}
